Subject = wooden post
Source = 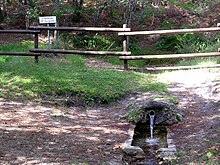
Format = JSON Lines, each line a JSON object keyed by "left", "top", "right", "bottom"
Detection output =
{"left": 34, "top": 33, "right": 39, "bottom": 63}
{"left": 123, "top": 24, "right": 129, "bottom": 70}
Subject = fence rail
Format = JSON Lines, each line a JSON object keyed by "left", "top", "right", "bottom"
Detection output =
{"left": 0, "top": 52, "right": 41, "bottom": 56}
{"left": 118, "top": 27, "right": 220, "bottom": 36}
{"left": 119, "top": 52, "right": 220, "bottom": 60}
{"left": 30, "top": 48, "right": 131, "bottom": 56}
{"left": 0, "top": 29, "right": 40, "bottom": 63}
{"left": 29, "top": 26, "right": 131, "bottom": 32}
{"left": 0, "top": 29, "right": 40, "bottom": 34}
{"left": 118, "top": 25, "right": 220, "bottom": 70}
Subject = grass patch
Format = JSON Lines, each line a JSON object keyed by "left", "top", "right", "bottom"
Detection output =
{"left": 0, "top": 42, "right": 167, "bottom": 106}
{"left": 0, "top": 40, "right": 46, "bottom": 62}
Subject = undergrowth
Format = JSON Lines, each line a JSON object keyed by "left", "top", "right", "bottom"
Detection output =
{"left": 156, "top": 31, "right": 220, "bottom": 66}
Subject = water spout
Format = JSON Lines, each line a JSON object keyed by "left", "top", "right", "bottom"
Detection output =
{"left": 149, "top": 110, "right": 155, "bottom": 139}
{"left": 146, "top": 110, "right": 159, "bottom": 144}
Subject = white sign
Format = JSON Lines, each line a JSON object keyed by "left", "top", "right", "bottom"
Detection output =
{"left": 39, "top": 16, "right": 56, "bottom": 24}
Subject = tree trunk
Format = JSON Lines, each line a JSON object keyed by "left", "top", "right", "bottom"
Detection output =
{"left": 72, "top": 0, "right": 84, "bottom": 22}
{"left": 0, "top": 8, "right": 4, "bottom": 25}
{"left": 126, "top": 0, "right": 136, "bottom": 27}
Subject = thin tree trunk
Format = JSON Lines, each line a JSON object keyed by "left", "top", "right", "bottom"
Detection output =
{"left": 126, "top": 0, "right": 135, "bottom": 27}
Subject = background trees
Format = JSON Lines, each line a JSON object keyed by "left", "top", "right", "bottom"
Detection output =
{"left": 0, "top": 0, "right": 219, "bottom": 29}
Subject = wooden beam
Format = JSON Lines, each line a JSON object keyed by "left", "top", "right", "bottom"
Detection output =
{"left": 144, "top": 64, "right": 220, "bottom": 71}
{"left": 118, "top": 27, "right": 220, "bottom": 36}
{"left": 0, "top": 30, "right": 41, "bottom": 34}
{"left": 34, "top": 33, "right": 39, "bottom": 63}
{"left": 29, "top": 26, "right": 131, "bottom": 32}
{"left": 30, "top": 48, "right": 131, "bottom": 56}
{"left": 123, "top": 24, "right": 129, "bottom": 70}
{"left": 119, "top": 52, "right": 220, "bottom": 60}
{"left": 0, "top": 52, "right": 41, "bottom": 56}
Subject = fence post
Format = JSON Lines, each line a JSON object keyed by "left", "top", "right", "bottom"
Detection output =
{"left": 34, "top": 33, "right": 39, "bottom": 63}
{"left": 123, "top": 24, "right": 129, "bottom": 70}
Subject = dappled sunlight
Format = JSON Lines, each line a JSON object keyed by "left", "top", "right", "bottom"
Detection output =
{"left": 164, "top": 68, "right": 220, "bottom": 163}
{"left": 158, "top": 69, "right": 220, "bottom": 86}
{"left": 0, "top": 72, "right": 38, "bottom": 98}
{"left": 0, "top": 98, "right": 129, "bottom": 164}
{"left": 205, "top": 114, "right": 220, "bottom": 120}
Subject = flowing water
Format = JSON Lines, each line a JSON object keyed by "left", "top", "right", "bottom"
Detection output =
{"left": 146, "top": 110, "right": 159, "bottom": 144}
{"left": 131, "top": 111, "right": 167, "bottom": 164}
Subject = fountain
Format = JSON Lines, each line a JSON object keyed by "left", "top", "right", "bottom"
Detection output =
{"left": 128, "top": 110, "right": 168, "bottom": 164}
{"left": 122, "top": 100, "right": 179, "bottom": 164}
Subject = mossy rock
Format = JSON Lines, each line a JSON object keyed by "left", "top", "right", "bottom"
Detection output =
{"left": 126, "top": 99, "right": 183, "bottom": 125}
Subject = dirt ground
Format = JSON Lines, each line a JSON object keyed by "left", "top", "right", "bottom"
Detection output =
{"left": 0, "top": 99, "right": 130, "bottom": 165}
{"left": 159, "top": 69, "right": 220, "bottom": 164}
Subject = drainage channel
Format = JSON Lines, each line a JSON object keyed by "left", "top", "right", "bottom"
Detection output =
{"left": 131, "top": 123, "right": 168, "bottom": 164}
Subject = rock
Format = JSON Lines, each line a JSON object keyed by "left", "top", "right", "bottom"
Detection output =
{"left": 158, "top": 147, "right": 176, "bottom": 152}
{"left": 158, "top": 151, "right": 176, "bottom": 160}
{"left": 122, "top": 145, "right": 145, "bottom": 156}
{"left": 126, "top": 99, "right": 183, "bottom": 125}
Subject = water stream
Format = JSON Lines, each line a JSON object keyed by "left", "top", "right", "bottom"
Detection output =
{"left": 146, "top": 110, "right": 159, "bottom": 144}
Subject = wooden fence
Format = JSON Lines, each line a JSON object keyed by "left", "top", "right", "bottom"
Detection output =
{"left": 0, "top": 29, "right": 41, "bottom": 63}
{"left": 118, "top": 25, "right": 220, "bottom": 70}
{"left": 29, "top": 24, "right": 131, "bottom": 67}
{"left": 1, "top": 25, "right": 220, "bottom": 70}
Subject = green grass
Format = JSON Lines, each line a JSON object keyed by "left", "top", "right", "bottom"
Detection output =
{"left": 0, "top": 40, "right": 46, "bottom": 62}
{"left": 0, "top": 42, "right": 167, "bottom": 106}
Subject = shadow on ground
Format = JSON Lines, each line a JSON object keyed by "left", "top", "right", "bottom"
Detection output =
{"left": 0, "top": 99, "right": 129, "bottom": 164}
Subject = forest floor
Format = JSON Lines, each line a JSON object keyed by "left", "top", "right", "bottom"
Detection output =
{"left": 0, "top": 98, "right": 130, "bottom": 165}
{"left": 0, "top": 58, "right": 219, "bottom": 164}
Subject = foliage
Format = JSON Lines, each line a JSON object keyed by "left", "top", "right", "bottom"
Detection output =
{"left": 156, "top": 32, "right": 220, "bottom": 54}
{"left": 60, "top": 32, "right": 120, "bottom": 50}
{"left": 26, "top": 6, "right": 41, "bottom": 20}
{"left": 127, "top": 108, "right": 140, "bottom": 122}
{"left": 52, "top": 4, "right": 77, "bottom": 17}
{"left": 135, "top": 6, "right": 159, "bottom": 26}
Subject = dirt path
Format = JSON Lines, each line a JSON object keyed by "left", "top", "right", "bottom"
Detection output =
{"left": 159, "top": 69, "right": 220, "bottom": 164}
{"left": 0, "top": 99, "right": 130, "bottom": 165}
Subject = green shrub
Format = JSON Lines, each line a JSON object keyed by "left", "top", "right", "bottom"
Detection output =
{"left": 60, "top": 32, "right": 120, "bottom": 51}
{"left": 156, "top": 33, "right": 220, "bottom": 53}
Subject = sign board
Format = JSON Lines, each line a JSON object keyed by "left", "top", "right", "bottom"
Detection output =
{"left": 39, "top": 16, "right": 56, "bottom": 24}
